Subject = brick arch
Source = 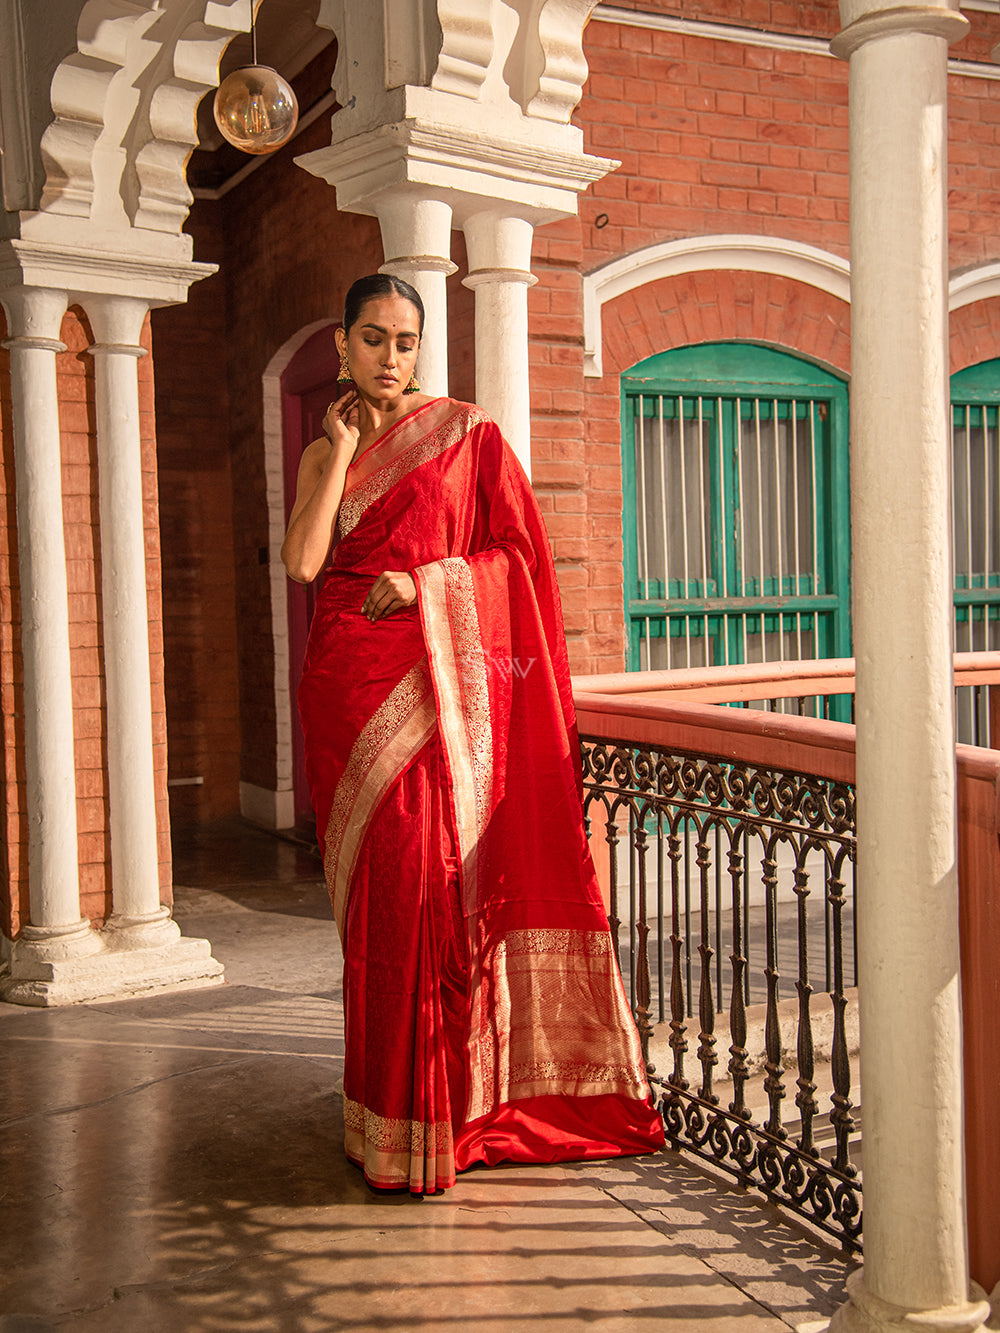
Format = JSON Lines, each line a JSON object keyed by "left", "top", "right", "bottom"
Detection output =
{"left": 949, "top": 299, "right": 1000, "bottom": 374}
{"left": 576, "top": 269, "right": 851, "bottom": 676}
{"left": 597, "top": 270, "right": 852, "bottom": 382}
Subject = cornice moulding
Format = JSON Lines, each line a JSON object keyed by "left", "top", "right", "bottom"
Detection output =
{"left": 0, "top": 238, "right": 217, "bottom": 306}
{"left": 592, "top": 4, "right": 1000, "bottom": 79}
{"left": 297, "top": 120, "right": 618, "bottom": 224}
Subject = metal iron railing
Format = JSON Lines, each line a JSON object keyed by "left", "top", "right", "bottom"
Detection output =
{"left": 574, "top": 654, "right": 1000, "bottom": 1254}
{"left": 579, "top": 717, "right": 862, "bottom": 1252}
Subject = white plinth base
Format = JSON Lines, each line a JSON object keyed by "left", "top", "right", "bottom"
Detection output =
{"left": 240, "top": 781, "right": 295, "bottom": 830}
{"left": 802, "top": 1271, "right": 991, "bottom": 1333}
{"left": 1, "top": 922, "right": 225, "bottom": 1007}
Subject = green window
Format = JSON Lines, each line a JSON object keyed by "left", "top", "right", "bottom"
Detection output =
{"left": 621, "top": 343, "right": 852, "bottom": 718}
{"left": 950, "top": 361, "right": 1000, "bottom": 744}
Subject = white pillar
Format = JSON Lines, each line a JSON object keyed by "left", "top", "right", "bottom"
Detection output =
{"left": 374, "top": 194, "right": 456, "bottom": 398}
{"left": 82, "top": 294, "right": 177, "bottom": 948}
{"left": 826, "top": 4, "right": 989, "bottom": 1330}
{"left": 0, "top": 287, "right": 102, "bottom": 969}
{"left": 462, "top": 211, "right": 537, "bottom": 477}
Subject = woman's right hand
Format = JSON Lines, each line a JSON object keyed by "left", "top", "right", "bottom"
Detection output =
{"left": 322, "top": 390, "right": 361, "bottom": 464}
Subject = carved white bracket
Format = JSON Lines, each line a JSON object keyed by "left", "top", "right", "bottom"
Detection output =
{"left": 502, "top": 0, "right": 597, "bottom": 123}
{"left": 36, "top": 0, "right": 249, "bottom": 237}
{"left": 431, "top": 0, "right": 495, "bottom": 99}
{"left": 523, "top": 0, "right": 598, "bottom": 122}
{"left": 384, "top": 0, "right": 442, "bottom": 90}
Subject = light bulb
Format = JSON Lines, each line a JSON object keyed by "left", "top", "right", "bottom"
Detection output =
{"left": 213, "top": 65, "right": 299, "bottom": 155}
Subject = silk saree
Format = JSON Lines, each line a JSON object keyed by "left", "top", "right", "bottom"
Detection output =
{"left": 299, "top": 397, "right": 664, "bottom": 1192}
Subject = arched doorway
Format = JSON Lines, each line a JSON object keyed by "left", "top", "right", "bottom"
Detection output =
{"left": 279, "top": 323, "right": 340, "bottom": 830}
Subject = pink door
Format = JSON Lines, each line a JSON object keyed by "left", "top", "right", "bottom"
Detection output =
{"left": 281, "top": 325, "right": 340, "bottom": 831}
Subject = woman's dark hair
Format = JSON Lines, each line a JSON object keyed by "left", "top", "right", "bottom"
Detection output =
{"left": 343, "top": 274, "right": 425, "bottom": 336}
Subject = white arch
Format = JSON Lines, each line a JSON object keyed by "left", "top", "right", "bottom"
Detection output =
{"left": 582, "top": 234, "right": 852, "bottom": 377}
{"left": 948, "top": 262, "right": 1000, "bottom": 312}
{"left": 244, "top": 319, "right": 337, "bottom": 830}
{"left": 583, "top": 237, "right": 1000, "bottom": 378}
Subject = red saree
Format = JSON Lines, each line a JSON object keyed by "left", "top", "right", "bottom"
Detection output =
{"left": 299, "top": 397, "right": 664, "bottom": 1192}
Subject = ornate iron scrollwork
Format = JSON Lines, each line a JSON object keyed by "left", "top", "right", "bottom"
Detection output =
{"left": 581, "top": 735, "right": 862, "bottom": 1253}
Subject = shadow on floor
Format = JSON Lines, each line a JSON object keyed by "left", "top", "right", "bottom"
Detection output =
{"left": 0, "top": 818, "right": 854, "bottom": 1332}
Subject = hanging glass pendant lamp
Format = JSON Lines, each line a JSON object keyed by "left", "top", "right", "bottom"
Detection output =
{"left": 212, "top": 2, "right": 299, "bottom": 155}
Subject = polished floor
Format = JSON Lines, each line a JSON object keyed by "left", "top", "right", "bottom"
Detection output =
{"left": 0, "top": 821, "right": 853, "bottom": 1331}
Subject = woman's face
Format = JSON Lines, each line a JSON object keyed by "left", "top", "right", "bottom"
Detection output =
{"left": 337, "top": 294, "right": 421, "bottom": 403}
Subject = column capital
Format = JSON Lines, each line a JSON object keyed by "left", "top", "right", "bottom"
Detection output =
{"left": 0, "top": 285, "right": 69, "bottom": 342}
{"left": 832, "top": 5, "right": 969, "bottom": 60}
{"left": 78, "top": 292, "right": 151, "bottom": 349}
{"left": 379, "top": 256, "right": 457, "bottom": 277}
{"left": 462, "top": 211, "right": 536, "bottom": 280}
{"left": 85, "top": 343, "right": 148, "bottom": 359}
{"left": 1, "top": 336, "right": 67, "bottom": 354}
{"left": 371, "top": 193, "right": 454, "bottom": 397}
{"left": 462, "top": 268, "right": 538, "bottom": 290}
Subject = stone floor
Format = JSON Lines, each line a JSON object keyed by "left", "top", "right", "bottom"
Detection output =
{"left": 0, "top": 820, "right": 855, "bottom": 1332}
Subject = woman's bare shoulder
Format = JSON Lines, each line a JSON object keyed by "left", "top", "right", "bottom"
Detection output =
{"left": 299, "top": 436, "right": 332, "bottom": 469}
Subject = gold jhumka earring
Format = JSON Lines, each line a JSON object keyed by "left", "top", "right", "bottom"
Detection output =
{"left": 337, "top": 350, "right": 352, "bottom": 384}
{"left": 403, "top": 371, "right": 420, "bottom": 394}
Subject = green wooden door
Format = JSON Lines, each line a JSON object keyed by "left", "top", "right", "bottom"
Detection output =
{"left": 622, "top": 343, "right": 852, "bottom": 717}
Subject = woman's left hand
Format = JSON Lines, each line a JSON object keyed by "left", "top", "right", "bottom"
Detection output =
{"left": 364, "top": 570, "right": 417, "bottom": 622}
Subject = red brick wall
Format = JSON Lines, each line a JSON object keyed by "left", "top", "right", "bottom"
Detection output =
{"left": 0, "top": 317, "right": 25, "bottom": 938}
{"left": 528, "top": 222, "right": 589, "bottom": 658}
{"left": 951, "top": 301, "right": 1000, "bottom": 373}
{"left": 600, "top": 2, "right": 837, "bottom": 39}
{"left": 150, "top": 5, "right": 1000, "bottom": 793}
{"left": 151, "top": 206, "right": 241, "bottom": 825}
{"left": 139, "top": 316, "right": 173, "bottom": 905}
{"left": 447, "top": 230, "right": 476, "bottom": 404}
{"left": 209, "top": 117, "right": 382, "bottom": 797}
{"left": 59, "top": 309, "right": 111, "bottom": 923}
{"left": 527, "top": 3, "right": 1000, "bottom": 672}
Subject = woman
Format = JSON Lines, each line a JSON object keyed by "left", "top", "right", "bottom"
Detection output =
{"left": 282, "top": 273, "right": 664, "bottom": 1193}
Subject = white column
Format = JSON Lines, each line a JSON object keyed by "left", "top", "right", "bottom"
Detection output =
{"left": 82, "top": 294, "right": 178, "bottom": 948}
{"left": 462, "top": 211, "right": 537, "bottom": 476}
{"left": 374, "top": 194, "right": 456, "bottom": 398}
{"left": 0, "top": 287, "right": 102, "bottom": 968}
{"left": 826, "top": 4, "right": 989, "bottom": 1331}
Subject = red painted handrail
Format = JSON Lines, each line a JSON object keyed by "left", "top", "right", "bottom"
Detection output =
{"left": 573, "top": 650, "right": 1000, "bottom": 704}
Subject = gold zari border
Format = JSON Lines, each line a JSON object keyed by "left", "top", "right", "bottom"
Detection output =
{"left": 472, "top": 927, "right": 649, "bottom": 1118}
{"left": 339, "top": 402, "right": 489, "bottom": 538}
{"left": 343, "top": 1096, "right": 455, "bottom": 1190}
{"left": 324, "top": 659, "right": 437, "bottom": 934}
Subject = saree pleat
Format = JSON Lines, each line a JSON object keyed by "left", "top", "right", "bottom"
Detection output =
{"left": 301, "top": 398, "right": 665, "bottom": 1194}
{"left": 341, "top": 737, "right": 467, "bottom": 1192}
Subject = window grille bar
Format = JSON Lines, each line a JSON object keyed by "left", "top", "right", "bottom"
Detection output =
{"left": 676, "top": 396, "right": 692, "bottom": 664}
{"left": 792, "top": 400, "right": 804, "bottom": 661}
{"left": 637, "top": 394, "right": 649, "bottom": 602}
{"left": 986, "top": 405, "right": 997, "bottom": 589}
{"left": 773, "top": 396, "right": 784, "bottom": 622}
{"left": 810, "top": 402, "right": 820, "bottom": 598}
{"left": 966, "top": 406, "right": 974, "bottom": 592}
{"left": 719, "top": 396, "right": 729, "bottom": 647}
{"left": 698, "top": 396, "right": 709, "bottom": 612}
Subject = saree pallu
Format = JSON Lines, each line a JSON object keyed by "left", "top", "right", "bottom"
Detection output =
{"left": 299, "top": 398, "right": 664, "bottom": 1192}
